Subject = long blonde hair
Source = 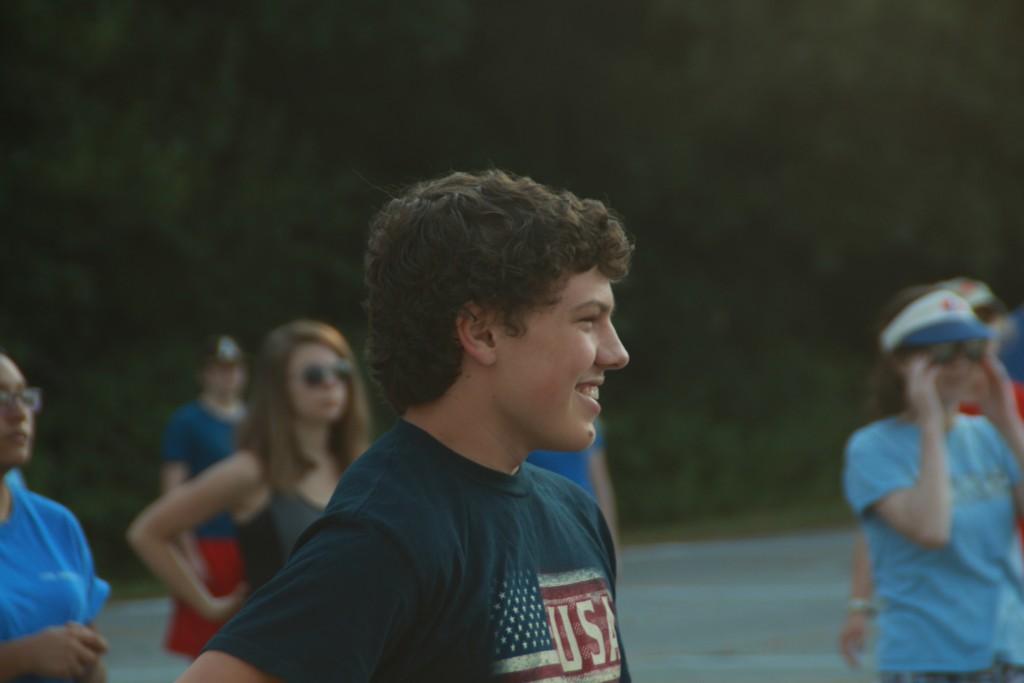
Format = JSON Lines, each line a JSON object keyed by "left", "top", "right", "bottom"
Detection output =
{"left": 237, "top": 320, "right": 372, "bottom": 491}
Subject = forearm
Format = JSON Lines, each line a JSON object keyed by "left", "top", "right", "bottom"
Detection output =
{"left": 128, "top": 527, "right": 215, "bottom": 617}
{"left": 848, "top": 533, "right": 873, "bottom": 600}
{"left": 908, "top": 419, "right": 952, "bottom": 539}
{"left": 878, "top": 418, "right": 952, "bottom": 547}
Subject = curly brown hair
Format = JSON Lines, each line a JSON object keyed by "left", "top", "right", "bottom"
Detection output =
{"left": 364, "top": 169, "right": 634, "bottom": 413}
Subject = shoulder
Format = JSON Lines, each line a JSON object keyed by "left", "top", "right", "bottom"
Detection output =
{"left": 525, "top": 461, "right": 588, "bottom": 497}
{"left": 168, "top": 401, "right": 202, "bottom": 422}
{"left": 845, "top": 418, "right": 905, "bottom": 456}
{"left": 14, "top": 488, "right": 86, "bottom": 537}
{"left": 320, "top": 427, "right": 478, "bottom": 561}
{"left": 523, "top": 462, "right": 603, "bottom": 524}
{"left": 329, "top": 439, "right": 427, "bottom": 523}
{"left": 210, "top": 450, "right": 264, "bottom": 487}
{"left": 163, "top": 402, "right": 203, "bottom": 438}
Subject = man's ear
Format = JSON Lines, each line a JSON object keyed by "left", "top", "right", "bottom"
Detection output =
{"left": 456, "top": 303, "right": 498, "bottom": 366}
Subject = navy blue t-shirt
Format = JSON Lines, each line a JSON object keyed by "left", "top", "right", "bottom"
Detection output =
{"left": 161, "top": 401, "right": 239, "bottom": 538}
{"left": 527, "top": 426, "right": 605, "bottom": 497}
{"left": 207, "top": 420, "right": 629, "bottom": 682}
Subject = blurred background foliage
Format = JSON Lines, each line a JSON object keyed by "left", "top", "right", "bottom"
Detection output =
{"left": 3, "top": 0, "right": 1024, "bottom": 577}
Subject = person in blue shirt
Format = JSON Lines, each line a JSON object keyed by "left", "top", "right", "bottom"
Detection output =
{"left": 159, "top": 336, "right": 248, "bottom": 659}
{"left": 843, "top": 286, "right": 1024, "bottom": 681}
{"left": 0, "top": 349, "right": 110, "bottom": 682}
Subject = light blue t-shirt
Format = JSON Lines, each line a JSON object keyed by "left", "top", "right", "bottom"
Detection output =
{"left": 844, "top": 415, "right": 1024, "bottom": 672}
{"left": 4, "top": 469, "right": 26, "bottom": 490}
{"left": 0, "top": 486, "right": 110, "bottom": 683}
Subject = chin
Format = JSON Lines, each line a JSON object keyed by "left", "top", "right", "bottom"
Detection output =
{"left": 0, "top": 449, "right": 30, "bottom": 470}
{"left": 549, "top": 425, "right": 595, "bottom": 453}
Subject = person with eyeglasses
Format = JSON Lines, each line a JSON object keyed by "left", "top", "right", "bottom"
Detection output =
{"left": 840, "top": 279, "right": 1024, "bottom": 673}
{"left": 128, "top": 320, "right": 372, "bottom": 625}
{"left": 0, "top": 349, "right": 111, "bottom": 682}
{"left": 158, "top": 335, "right": 248, "bottom": 660}
{"left": 841, "top": 285, "right": 1024, "bottom": 682}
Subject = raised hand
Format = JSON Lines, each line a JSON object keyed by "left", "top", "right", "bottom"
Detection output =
{"left": 977, "top": 354, "right": 1021, "bottom": 431}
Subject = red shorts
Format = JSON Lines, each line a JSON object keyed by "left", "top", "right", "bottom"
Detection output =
{"left": 164, "top": 537, "right": 244, "bottom": 659}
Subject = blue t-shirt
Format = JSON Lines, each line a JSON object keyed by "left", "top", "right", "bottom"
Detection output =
{"left": 4, "top": 469, "right": 26, "bottom": 490}
{"left": 207, "top": 420, "right": 629, "bottom": 682}
{"left": 1001, "top": 307, "right": 1024, "bottom": 383}
{"left": 0, "top": 486, "right": 110, "bottom": 683}
{"left": 844, "top": 415, "right": 1024, "bottom": 672}
{"left": 526, "top": 428, "right": 605, "bottom": 497}
{"left": 162, "top": 401, "right": 240, "bottom": 538}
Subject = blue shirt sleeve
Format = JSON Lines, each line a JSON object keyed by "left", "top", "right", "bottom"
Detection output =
{"left": 60, "top": 504, "right": 111, "bottom": 624}
{"left": 843, "top": 424, "right": 918, "bottom": 516}
{"left": 161, "top": 407, "right": 192, "bottom": 463}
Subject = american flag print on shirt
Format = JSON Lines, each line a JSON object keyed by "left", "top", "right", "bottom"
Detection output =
{"left": 491, "top": 568, "right": 623, "bottom": 682}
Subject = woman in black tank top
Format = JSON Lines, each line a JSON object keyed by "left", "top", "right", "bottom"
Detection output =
{"left": 128, "top": 320, "right": 373, "bottom": 633}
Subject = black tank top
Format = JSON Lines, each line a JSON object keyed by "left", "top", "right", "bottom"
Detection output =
{"left": 236, "top": 493, "right": 323, "bottom": 590}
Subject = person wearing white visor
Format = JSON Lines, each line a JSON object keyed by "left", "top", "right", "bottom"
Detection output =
{"left": 842, "top": 285, "right": 1024, "bottom": 683}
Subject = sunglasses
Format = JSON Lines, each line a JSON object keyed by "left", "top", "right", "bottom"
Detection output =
{"left": 0, "top": 387, "right": 43, "bottom": 414}
{"left": 300, "top": 359, "right": 353, "bottom": 387}
{"left": 927, "top": 339, "right": 987, "bottom": 365}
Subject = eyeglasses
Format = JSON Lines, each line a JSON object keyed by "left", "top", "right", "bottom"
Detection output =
{"left": 301, "top": 360, "right": 353, "bottom": 387}
{"left": 928, "top": 339, "right": 987, "bottom": 365}
{"left": 0, "top": 388, "right": 43, "bottom": 414}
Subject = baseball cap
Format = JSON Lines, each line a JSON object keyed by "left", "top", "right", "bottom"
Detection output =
{"left": 937, "top": 277, "right": 1007, "bottom": 315}
{"left": 202, "top": 335, "right": 245, "bottom": 365}
{"left": 879, "top": 290, "right": 993, "bottom": 352}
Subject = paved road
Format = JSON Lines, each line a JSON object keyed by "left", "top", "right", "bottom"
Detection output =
{"left": 97, "top": 528, "right": 874, "bottom": 683}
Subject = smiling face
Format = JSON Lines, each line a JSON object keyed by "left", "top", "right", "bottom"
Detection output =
{"left": 287, "top": 342, "right": 350, "bottom": 426}
{"left": 491, "top": 267, "right": 629, "bottom": 454}
{"left": 0, "top": 355, "right": 34, "bottom": 473}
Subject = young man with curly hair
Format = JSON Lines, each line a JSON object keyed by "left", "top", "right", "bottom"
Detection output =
{"left": 177, "top": 169, "right": 634, "bottom": 683}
